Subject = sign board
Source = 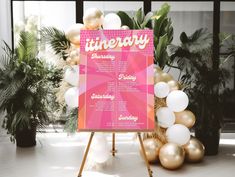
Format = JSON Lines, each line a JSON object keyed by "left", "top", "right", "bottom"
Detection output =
{"left": 78, "top": 30, "right": 154, "bottom": 131}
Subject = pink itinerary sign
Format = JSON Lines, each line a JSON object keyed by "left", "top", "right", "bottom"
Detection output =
{"left": 78, "top": 30, "right": 154, "bottom": 131}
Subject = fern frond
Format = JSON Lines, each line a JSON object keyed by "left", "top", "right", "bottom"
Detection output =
{"left": 16, "top": 31, "right": 38, "bottom": 62}
{"left": 0, "top": 74, "right": 25, "bottom": 108}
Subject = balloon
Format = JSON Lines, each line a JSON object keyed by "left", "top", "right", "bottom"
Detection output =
{"left": 64, "top": 66, "right": 79, "bottom": 86}
{"left": 92, "top": 149, "right": 110, "bottom": 163}
{"left": 140, "top": 138, "right": 163, "bottom": 163}
{"left": 153, "top": 65, "right": 163, "bottom": 74}
{"left": 154, "top": 72, "right": 172, "bottom": 84}
{"left": 70, "top": 49, "right": 79, "bottom": 58}
{"left": 91, "top": 134, "right": 108, "bottom": 151}
{"left": 103, "top": 13, "right": 121, "bottom": 29}
{"left": 167, "top": 80, "right": 180, "bottom": 91}
{"left": 175, "top": 110, "right": 196, "bottom": 128}
{"left": 121, "top": 25, "right": 130, "bottom": 30}
{"left": 184, "top": 137, "right": 205, "bottom": 162}
{"left": 154, "top": 82, "right": 170, "bottom": 98}
{"left": 65, "top": 23, "right": 84, "bottom": 45}
{"left": 156, "top": 107, "right": 175, "bottom": 128}
{"left": 83, "top": 8, "right": 104, "bottom": 29}
{"left": 160, "top": 73, "right": 173, "bottom": 82}
{"left": 166, "top": 124, "right": 191, "bottom": 146}
{"left": 91, "top": 134, "right": 109, "bottom": 163}
{"left": 154, "top": 72, "right": 163, "bottom": 84}
{"left": 166, "top": 90, "right": 189, "bottom": 112}
{"left": 64, "top": 87, "right": 79, "bottom": 108}
{"left": 159, "top": 143, "right": 185, "bottom": 170}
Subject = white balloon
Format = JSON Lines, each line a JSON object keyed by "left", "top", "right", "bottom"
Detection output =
{"left": 166, "top": 124, "right": 191, "bottom": 146}
{"left": 64, "top": 87, "right": 79, "bottom": 108}
{"left": 103, "top": 13, "right": 121, "bottom": 29}
{"left": 64, "top": 66, "right": 79, "bottom": 86}
{"left": 92, "top": 148, "right": 110, "bottom": 163}
{"left": 91, "top": 134, "right": 109, "bottom": 163}
{"left": 91, "top": 134, "right": 108, "bottom": 151}
{"left": 166, "top": 90, "right": 189, "bottom": 112}
{"left": 154, "top": 82, "right": 170, "bottom": 98}
{"left": 156, "top": 107, "right": 175, "bottom": 128}
{"left": 121, "top": 25, "right": 130, "bottom": 30}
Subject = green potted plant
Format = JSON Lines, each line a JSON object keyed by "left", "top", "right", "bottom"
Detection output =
{"left": 167, "top": 28, "right": 233, "bottom": 155}
{"left": 0, "top": 31, "right": 50, "bottom": 147}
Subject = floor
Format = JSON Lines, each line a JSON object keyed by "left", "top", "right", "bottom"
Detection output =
{"left": 0, "top": 128, "right": 235, "bottom": 177}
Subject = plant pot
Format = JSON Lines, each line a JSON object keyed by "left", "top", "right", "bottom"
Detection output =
{"left": 195, "top": 128, "right": 220, "bottom": 155}
{"left": 16, "top": 123, "right": 37, "bottom": 147}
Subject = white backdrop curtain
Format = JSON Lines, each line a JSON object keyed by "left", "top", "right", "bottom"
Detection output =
{"left": 0, "top": 0, "right": 12, "bottom": 56}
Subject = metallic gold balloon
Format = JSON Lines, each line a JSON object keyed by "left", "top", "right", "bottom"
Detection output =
{"left": 184, "top": 137, "right": 205, "bottom": 162}
{"left": 167, "top": 80, "right": 180, "bottom": 91}
{"left": 65, "top": 23, "right": 84, "bottom": 45}
{"left": 153, "top": 65, "right": 163, "bottom": 74}
{"left": 83, "top": 8, "right": 104, "bottom": 30}
{"left": 154, "top": 72, "right": 163, "bottom": 84}
{"left": 175, "top": 110, "right": 196, "bottom": 128}
{"left": 159, "top": 143, "right": 185, "bottom": 170}
{"left": 160, "top": 73, "right": 173, "bottom": 82}
{"left": 140, "top": 138, "right": 163, "bottom": 163}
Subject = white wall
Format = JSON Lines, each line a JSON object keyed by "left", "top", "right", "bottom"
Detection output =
{"left": 0, "top": 0, "right": 12, "bottom": 56}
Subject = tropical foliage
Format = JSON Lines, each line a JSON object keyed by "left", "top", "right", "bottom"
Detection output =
{"left": 117, "top": 3, "right": 173, "bottom": 69}
{"left": 41, "top": 27, "right": 78, "bottom": 133}
{"left": 40, "top": 27, "right": 71, "bottom": 60}
{"left": 0, "top": 31, "right": 50, "bottom": 140}
{"left": 167, "top": 28, "right": 234, "bottom": 132}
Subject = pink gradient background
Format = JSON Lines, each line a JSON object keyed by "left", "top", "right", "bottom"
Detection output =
{"left": 78, "top": 30, "right": 155, "bottom": 131}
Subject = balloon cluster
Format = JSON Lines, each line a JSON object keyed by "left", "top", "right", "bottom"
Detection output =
{"left": 63, "top": 7, "right": 205, "bottom": 169}
{"left": 63, "top": 8, "right": 127, "bottom": 109}
{"left": 142, "top": 65, "right": 205, "bottom": 170}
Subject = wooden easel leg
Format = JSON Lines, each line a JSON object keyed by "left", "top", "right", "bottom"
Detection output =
{"left": 137, "top": 133, "right": 153, "bottom": 177}
{"left": 77, "top": 132, "right": 95, "bottom": 177}
{"left": 111, "top": 133, "right": 117, "bottom": 156}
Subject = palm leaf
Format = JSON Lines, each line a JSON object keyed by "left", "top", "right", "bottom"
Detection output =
{"left": 40, "top": 27, "right": 70, "bottom": 60}
{"left": 16, "top": 31, "right": 38, "bottom": 62}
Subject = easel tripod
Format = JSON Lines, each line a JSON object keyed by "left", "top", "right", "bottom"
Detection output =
{"left": 77, "top": 132, "right": 153, "bottom": 177}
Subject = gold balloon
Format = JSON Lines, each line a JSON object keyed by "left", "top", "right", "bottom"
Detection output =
{"left": 154, "top": 72, "right": 173, "bottom": 84}
{"left": 175, "top": 110, "right": 196, "bottom": 128}
{"left": 140, "top": 138, "right": 163, "bottom": 163}
{"left": 154, "top": 72, "right": 163, "bottom": 84}
{"left": 66, "top": 57, "right": 72, "bottom": 63}
{"left": 159, "top": 143, "right": 185, "bottom": 170}
{"left": 184, "top": 137, "right": 205, "bottom": 162}
{"left": 167, "top": 80, "right": 180, "bottom": 91}
{"left": 65, "top": 23, "right": 84, "bottom": 45}
{"left": 153, "top": 65, "right": 163, "bottom": 74}
{"left": 160, "top": 73, "right": 173, "bottom": 82}
{"left": 83, "top": 8, "right": 104, "bottom": 30}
